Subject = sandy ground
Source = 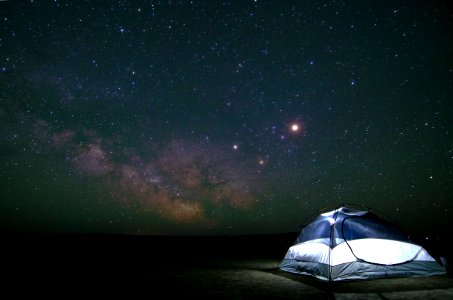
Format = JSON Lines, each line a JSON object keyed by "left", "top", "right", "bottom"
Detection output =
{"left": 3, "top": 233, "right": 452, "bottom": 299}
{"left": 138, "top": 258, "right": 453, "bottom": 299}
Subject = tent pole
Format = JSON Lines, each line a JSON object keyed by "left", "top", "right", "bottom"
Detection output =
{"left": 329, "top": 209, "right": 338, "bottom": 281}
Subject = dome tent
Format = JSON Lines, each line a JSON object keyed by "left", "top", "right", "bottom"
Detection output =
{"left": 280, "top": 206, "right": 446, "bottom": 281}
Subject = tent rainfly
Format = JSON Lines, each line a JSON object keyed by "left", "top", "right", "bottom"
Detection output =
{"left": 280, "top": 206, "right": 446, "bottom": 281}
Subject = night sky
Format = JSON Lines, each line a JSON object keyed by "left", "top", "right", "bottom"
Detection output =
{"left": 1, "top": 1, "right": 452, "bottom": 236}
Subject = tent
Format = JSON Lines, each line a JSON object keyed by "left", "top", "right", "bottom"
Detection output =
{"left": 280, "top": 206, "right": 446, "bottom": 281}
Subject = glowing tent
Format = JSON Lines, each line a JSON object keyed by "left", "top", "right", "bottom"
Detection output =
{"left": 280, "top": 206, "right": 446, "bottom": 281}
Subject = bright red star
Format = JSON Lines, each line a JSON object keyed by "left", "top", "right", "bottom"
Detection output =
{"left": 288, "top": 121, "right": 305, "bottom": 136}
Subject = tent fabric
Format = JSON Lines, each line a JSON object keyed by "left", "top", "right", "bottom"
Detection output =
{"left": 280, "top": 206, "right": 446, "bottom": 281}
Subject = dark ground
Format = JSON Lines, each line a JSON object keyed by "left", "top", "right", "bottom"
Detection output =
{"left": 2, "top": 233, "right": 452, "bottom": 299}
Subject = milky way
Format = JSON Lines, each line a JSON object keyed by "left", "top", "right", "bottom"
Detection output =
{"left": 0, "top": 1, "right": 452, "bottom": 235}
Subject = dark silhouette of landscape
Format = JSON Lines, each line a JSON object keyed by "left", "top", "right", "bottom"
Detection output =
{"left": 2, "top": 232, "right": 452, "bottom": 299}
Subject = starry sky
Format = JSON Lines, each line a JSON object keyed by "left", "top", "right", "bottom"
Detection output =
{"left": 0, "top": 0, "right": 452, "bottom": 236}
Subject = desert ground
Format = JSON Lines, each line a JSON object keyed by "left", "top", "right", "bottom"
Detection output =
{"left": 3, "top": 233, "right": 452, "bottom": 299}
